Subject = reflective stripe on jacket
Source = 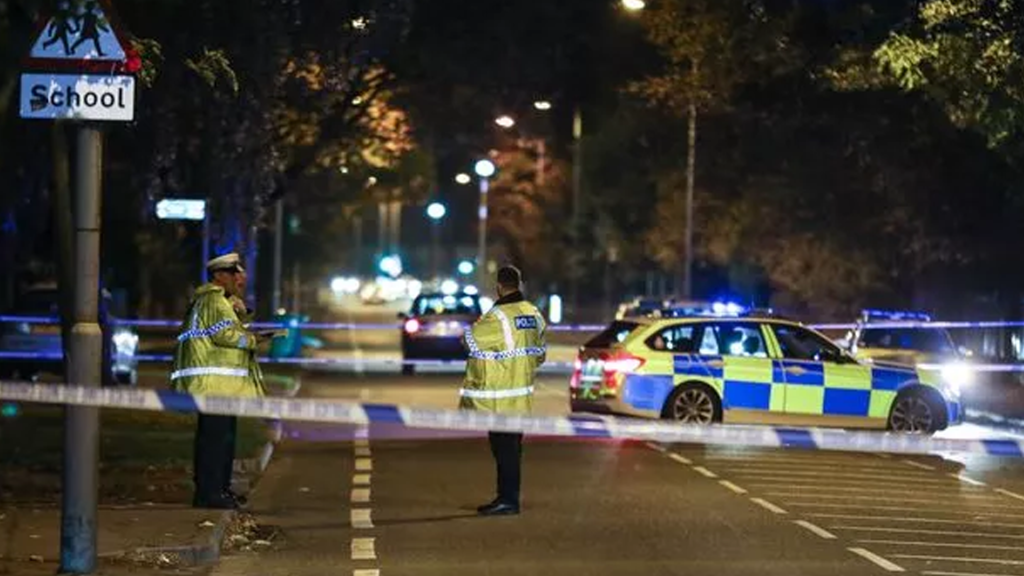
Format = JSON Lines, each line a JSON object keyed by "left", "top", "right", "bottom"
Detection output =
{"left": 171, "top": 283, "right": 263, "bottom": 398}
{"left": 460, "top": 295, "right": 546, "bottom": 413}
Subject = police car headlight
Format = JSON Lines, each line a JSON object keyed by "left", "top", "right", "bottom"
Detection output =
{"left": 113, "top": 330, "right": 139, "bottom": 355}
{"left": 940, "top": 362, "right": 973, "bottom": 390}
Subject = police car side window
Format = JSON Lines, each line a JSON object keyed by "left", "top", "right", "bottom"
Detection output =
{"left": 699, "top": 325, "right": 720, "bottom": 355}
{"left": 773, "top": 325, "right": 841, "bottom": 362}
{"left": 646, "top": 324, "right": 698, "bottom": 352}
{"left": 704, "top": 323, "right": 766, "bottom": 357}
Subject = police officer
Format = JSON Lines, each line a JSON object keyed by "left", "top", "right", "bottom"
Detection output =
{"left": 171, "top": 253, "right": 265, "bottom": 509}
{"left": 460, "top": 265, "right": 546, "bottom": 516}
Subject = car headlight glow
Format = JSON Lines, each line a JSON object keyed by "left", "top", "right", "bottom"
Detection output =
{"left": 113, "top": 330, "right": 139, "bottom": 354}
{"left": 940, "top": 362, "right": 973, "bottom": 389}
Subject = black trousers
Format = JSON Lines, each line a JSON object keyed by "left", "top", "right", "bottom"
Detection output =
{"left": 488, "top": 431, "right": 523, "bottom": 504}
{"left": 193, "top": 414, "right": 237, "bottom": 501}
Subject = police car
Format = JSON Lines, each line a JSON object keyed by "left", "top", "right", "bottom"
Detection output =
{"left": 570, "top": 304, "right": 962, "bottom": 433}
{"left": 838, "top": 310, "right": 972, "bottom": 387}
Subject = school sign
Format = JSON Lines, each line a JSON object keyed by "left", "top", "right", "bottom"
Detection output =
{"left": 19, "top": 0, "right": 137, "bottom": 122}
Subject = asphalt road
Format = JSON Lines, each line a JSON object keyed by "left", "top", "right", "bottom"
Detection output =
{"left": 201, "top": 368, "right": 1024, "bottom": 576}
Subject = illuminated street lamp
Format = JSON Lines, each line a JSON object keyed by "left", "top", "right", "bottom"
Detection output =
{"left": 533, "top": 100, "right": 552, "bottom": 111}
{"left": 494, "top": 115, "right": 516, "bottom": 129}
{"left": 426, "top": 202, "right": 447, "bottom": 278}
{"left": 621, "top": 0, "right": 646, "bottom": 11}
{"left": 474, "top": 159, "right": 496, "bottom": 286}
{"left": 454, "top": 173, "right": 471, "bottom": 185}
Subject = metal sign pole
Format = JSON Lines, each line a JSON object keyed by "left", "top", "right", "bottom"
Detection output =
{"left": 59, "top": 125, "right": 104, "bottom": 574}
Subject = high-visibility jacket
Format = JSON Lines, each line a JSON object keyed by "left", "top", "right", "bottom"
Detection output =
{"left": 171, "top": 283, "right": 263, "bottom": 397}
{"left": 460, "top": 293, "right": 546, "bottom": 413}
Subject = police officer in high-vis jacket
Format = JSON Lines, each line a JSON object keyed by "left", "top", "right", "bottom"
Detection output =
{"left": 171, "top": 253, "right": 265, "bottom": 509}
{"left": 461, "top": 265, "right": 546, "bottom": 516}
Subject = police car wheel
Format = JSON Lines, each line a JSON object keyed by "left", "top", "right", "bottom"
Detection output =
{"left": 663, "top": 383, "right": 721, "bottom": 424}
{"left": 888, "top": 391, "right": 941, "bottom": 433}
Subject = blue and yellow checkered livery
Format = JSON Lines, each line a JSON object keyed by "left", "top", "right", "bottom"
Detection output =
{"left": 571, "top": 317, "right": 961, "bottom": 430}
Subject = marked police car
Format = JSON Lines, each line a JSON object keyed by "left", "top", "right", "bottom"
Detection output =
{"left": 838, "top": 309, "right": 973, "bottom": 390}
{"left": 0, "top": 285, "right": 138, "bottom": 385}
{"left": 399, "top": 291, "right": 482, "bottom": 376}
{"left": 570, "top": 304, "right": 962, "bottom": 433}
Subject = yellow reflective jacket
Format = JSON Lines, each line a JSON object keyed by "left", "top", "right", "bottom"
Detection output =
{"left": 171, "top": 284, "right": 264, "bottom": 397}
{"left": 460, "top": 292, "right": 546, "bottom": 413}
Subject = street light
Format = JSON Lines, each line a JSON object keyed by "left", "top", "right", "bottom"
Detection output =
{"left": 155, "top": 198, "right": 209, "bottom": 283}
{"left": 454, "top": 173, "right": 471, "bottom": 185}
{"left": 533, "top": 100, "right": 552, "bottom": 111}
{"left": 474, "top": 159, "right": 496, "bottom": 287}
{"left": 426, "top": 202, "right": 447, "bottom": 279}
{"left": 494, "top": 115, "right": 516, "bottom": 129}
{"left": 621, "top": 0, "right": 646, "bottom": 11}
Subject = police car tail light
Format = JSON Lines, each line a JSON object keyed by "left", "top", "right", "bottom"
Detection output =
{"left": 603, "top": 354, "right": 645, "bottom": 374}
{"left": 403, "top": 319, "right": 421, "bottom": 334}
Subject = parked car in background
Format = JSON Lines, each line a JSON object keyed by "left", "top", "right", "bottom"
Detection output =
{"left": 399, "top": 291, "right": 482, "bottom": 376}
{"left": 0, "top": 285, "right": 138, "bottom": 386}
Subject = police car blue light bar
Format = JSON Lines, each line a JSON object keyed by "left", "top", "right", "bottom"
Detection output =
{"left": 862, "top": 309, "right": 932, "bottom": 322}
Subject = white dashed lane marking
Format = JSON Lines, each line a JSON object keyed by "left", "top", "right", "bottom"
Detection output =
{"left": 355, "top": 446, "right": 372, "bottom": 457}
{"left": 351, "top": 509, "right": 374, "bottom": 529}
{"left": 718, "top": 480, "right": 747, "bottom": 494}
{"left": 750, "top": 498, "right": 787, "bottom": 515}
{"left": 949, "top": 474, "right": 986, "bottom": 487}
{"left": 645, "top": 442, "right": 667, "bottom": 453}
{"left": 356, "top": 458, "right": 373, "bottom": 472}
{"left": 902, "top": 460, "right": 936, "bottom": 471}
{"left": 810, "top": 514, "right": 1024, "bottom": 531}
{"left": 848, "top": 547, "right": 905, "bottom": 572}
{"left": 793, "top": 520, "right": 837, "bottom": 540}
{"left": 351, "top": 537, "right": 377, "bottom": 560}
{"left": 830, "top": 526, "right": 1024, "bottom": 539}
{"left": 667, "top": 453, "right": 692, "bottom": 465}
{"left": 922, "top": 571, "right": 1019, "bottom": 576}
{"left": 692, "top": 466, "right": 718, "bottom": 479}
{"left": 788, "top": 503, "right": 1024, "bottom": 517}
{"left": 353, "top": 473, "right": 372, "bottom": 486}
{"left": 353, "top": 570, "right": 380, "bottom": 576}
{"left": 994, "top": 488, "right": 1024, "bottom": 502}
{"left": 351, "top": 488, "right": 371, "bottom": 503}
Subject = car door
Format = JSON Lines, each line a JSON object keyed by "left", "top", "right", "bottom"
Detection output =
{"left": 770, "top": 323, "right": 873, "bottom": 418}
{"left": 634, "top": 322, "right": 703, "bottom": 411}
{"left": 707, "top": 321, "right": 785, "bottom": 416}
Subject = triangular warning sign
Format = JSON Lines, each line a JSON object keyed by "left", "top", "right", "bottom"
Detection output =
{"left": 29, "top": 0, "right": 128, "bottom": 64}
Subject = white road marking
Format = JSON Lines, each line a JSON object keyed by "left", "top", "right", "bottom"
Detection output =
{"left": 923, "top": 572, "right": 1021, "bottom": 576}
{"left": 950, "top": 474, "right": 987, "bottom": 487}
{"left": 356, "top": 458, "right": 373, "bottom": 472}
{"left": 667, "top": 453, "right": 693, "bottom": 465}
{"left": 355, "top": 446, "right": 372, "bottom": 457}
{"left": 892, "top": 555, "right": 1024, "bottom": 567}
{"left": 789, "top": 503, "right": 1024, "bottom": 518}
{"left": 902, "top": 460, "right": 936, "bottom": 471}
{"left": 831, "top": 526, "right": 1024, "bottom": 539}
{"left": 848, "top": 547, "right": 905, "bottom": 572}
{"left": 995, "top": 488, "right": 1024, "bottom": 502}
{"left": 811, "top": 514, "right": 1024, "bottom": 529}
{"left": 701, "top": 454, "right": 892, "bottom": 466}
{"left": 750, "top": 498, "right": 787, "bottom": 514}
{"left": 645, "top": 442, "right": 667, "bottom": 453}
{"left": 721, "top": 469, "right": 935, "bottom": 481}
{"left": 353, "top": 570, "right": 381, "bottom": 576}
{"left": 765, "top": 493, "right": 1002, "bottom": 504}
{"left": 353, "top": 473, "right": 372, "bottom": 486}
{"left": 759, "top": 485, "right": 979, "bottom": 496}
{"left": 876, "top": 453, "right": 892, "bottom": 459}
{"left": 693, "top": 466, "right": 718, "bottom": 478}
{"left": 742, "top": 476, "right": 956, "bottom": 488}
{"left": 351, "top": 537, "right": 376, "bottom": 560}
{"left": 351, "top": 488, "right": 371, "bottom": 503}
{"left": 354, "top": 438, "right": 370, "bottom": 448}
{"left": 857, "top": 540, "right": 1023, "bottom": 551}
{"left": 794, "top": 520, "right": 837, "bottom": 540}
{"left": 354, "top": 428, "right": 370, "bottom": 440}
{"left": 714, "top": 461, "right": 916, "bottom": 473}
{"left": 719, "top": 480, "right": 747, "bottom": 494}
{"left": 351, "top": 509, "right": 374, "bottom": 529}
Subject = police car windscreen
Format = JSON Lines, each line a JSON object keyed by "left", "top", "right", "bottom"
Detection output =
{"left": 859, "top": 327, "right": 955, "bottom": 354}
{"left": 585, "top": 321, "right": 640, "bottom": 348}
{"left": 413, "top": 294, "right": 481, "bottom": 316}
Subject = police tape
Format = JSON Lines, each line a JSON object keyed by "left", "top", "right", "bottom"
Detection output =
{"left": 2, "top": 380, "right": 1024, "bottom": 458}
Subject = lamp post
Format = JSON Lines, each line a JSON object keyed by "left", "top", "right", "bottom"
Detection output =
{"left": 426, "top": 202, "right": 447, "bottom": 280}
{"left": 474, "top": 159, "right": 496, "bottom": 288}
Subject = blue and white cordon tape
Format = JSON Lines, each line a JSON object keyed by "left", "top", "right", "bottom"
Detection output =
{"left": 3, "top": 380, "right": 1024, "bottom": 458}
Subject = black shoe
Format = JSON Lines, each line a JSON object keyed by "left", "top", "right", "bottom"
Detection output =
{"left": 476, "top": 498, "right": 501, "bottom": 513}
{"left": 478, "top": 501, "right": 520, "bottom": 516}
{"left": 193, "top": 495, "right": 238, "bottom": 510}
